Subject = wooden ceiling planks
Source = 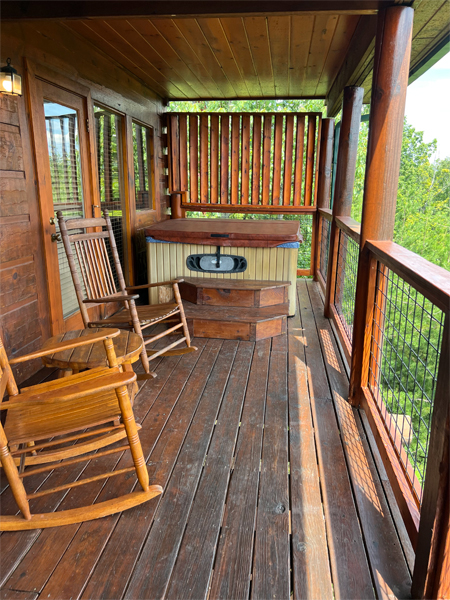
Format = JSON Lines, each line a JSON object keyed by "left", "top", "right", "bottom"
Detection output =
{"left": 63, "top": 14, "right": 360, "bottom": 100}
{"left": 26, "top": 2, "right": 449, "bottom": 103}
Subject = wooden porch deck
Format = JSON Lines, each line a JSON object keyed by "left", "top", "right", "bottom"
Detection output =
{"left": 0, "top": 281, "right": 414, "bottom": 600}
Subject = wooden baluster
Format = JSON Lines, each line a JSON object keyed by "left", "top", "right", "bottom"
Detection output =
{"left": 241, "top": 114, "right": 250, "bottom": 205}
{"left": 220, "top": 114, "right": 229, "bottom": 204}
{"left": 324, "top": 86, "right": 363, "bottom": 319}
{"left": 189, "top": 115, "right": 199, "bottom": 203}
{"left": 283, "top": 114, "right": 294, "bottom": 206}
{"left": 350, "top": 7, "right": 413, "bottom": 406}
{"left": 272, "top": 114, "right": 283, "bottom": 205}
{"left": 251, "top": 114, "right": 262, "bottom": 206}
{"left": 293, "top": 115, "right": 305, "bottom": 207}
{"left": 304, "top": 115, "right": 316, "bottom": 207}
{"left": 231, "top": 115, "right": 240, "bottom": 206}
{"left": 179, "top": 114, "right": 188, "bottom": 191}
{"left": 200, "top": 114, "right": 209, "bottom": 204}
{"left": 210, "top": 114, "right": 219, "bottom": 205}
{"left": 168, "top": 114, "right": 180, "bottom": 193}
{"left": 314, "top": 118, "right": 335, "bottom": 280}
{"left": 261, "top": 114, "right": 272, "bottom": 206}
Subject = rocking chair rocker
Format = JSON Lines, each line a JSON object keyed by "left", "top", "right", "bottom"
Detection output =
{"left": 0, "top": 329, "right": 162, "bottom": 530}
{"left": 57, "top": 210, "right": 196, "bottom": 379}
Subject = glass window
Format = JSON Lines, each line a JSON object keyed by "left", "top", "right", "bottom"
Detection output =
{"left": 132, "top": 121, "right": 154, "bottom": 211}
{"left": 94, "top": 106, "right": 125, "bottom": 275}
{"left": 44, "top": 100, "right": 84, "bottom": 318}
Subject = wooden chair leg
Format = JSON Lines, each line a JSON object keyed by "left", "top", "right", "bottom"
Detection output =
{"left": 173, "top": 283, "right": 192, "bottom": 348}
{"left": 115, "top": 385, "right": 149, "bottom": 492}
{"left": 0, "top": 428, "right": 31, "bottom": 520}
{"left": 127, "top": 299, "right": 154, "bottom": 375}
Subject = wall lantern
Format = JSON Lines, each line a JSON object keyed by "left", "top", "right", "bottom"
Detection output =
{"left": 0, "top": 58, "right": 22, "bottom": 96}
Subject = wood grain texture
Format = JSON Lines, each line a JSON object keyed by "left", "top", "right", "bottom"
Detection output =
{"left": 252, "top": 340, "right": 290, "bottom": 599}
{"left": 165, "top": 342, "right": 253, "bottom": 600}
{"left": 123, "top": 341, "right": 238, "bottom": 600}
{"left": 308, "top": 281, "right": 412, "bottom": 599}
{"left": 298, "top": 280, "right": 375, "bottom": 599}
{"left": 209, "top": 339, "right": 271, "bottom": 599}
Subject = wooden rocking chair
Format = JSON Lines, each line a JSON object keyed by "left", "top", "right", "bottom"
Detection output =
{"left": 0, "top": 329, "right": 162, "bottom": 530}
{"left": 57, "top": 210, "right": 196, "bottom": 378}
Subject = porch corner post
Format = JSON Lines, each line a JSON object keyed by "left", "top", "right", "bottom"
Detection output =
{"left": 348, "top": 6, "right": 414, "bottom": 406}
{"left": 314, "top": 118, "right": 335, "bottom": 280}
{"left": 324, "top": 86, "right": 363, "bottom": 317}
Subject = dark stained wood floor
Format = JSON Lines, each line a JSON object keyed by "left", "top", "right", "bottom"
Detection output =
{"left": 0, "top": 281, "right": 415, "bottom": 600}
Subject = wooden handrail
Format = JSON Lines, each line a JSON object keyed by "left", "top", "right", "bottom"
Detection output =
{"left": 335, "top": 215, "right": 361, "bottom": 243}
{"left": 366, "top": 240, "right": 450, "bottom": 313}
{"left": 179, "top": 202, "right": 317, "bottom": 215}
{"left": 318, "top": 207, "right": 333, "bottom": 221}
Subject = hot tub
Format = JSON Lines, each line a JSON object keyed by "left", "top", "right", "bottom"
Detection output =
{"left": 145, "top": 219, "right": 302, "bottom": 316}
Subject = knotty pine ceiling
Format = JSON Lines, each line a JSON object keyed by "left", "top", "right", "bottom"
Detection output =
{"left": 63, "top": 15, "right": 361, "bottom": 100}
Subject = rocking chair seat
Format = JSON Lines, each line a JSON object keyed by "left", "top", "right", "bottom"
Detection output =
{"left": 89, "top": 303, "right": 180, "bottom": 327}
{"left": 5, "top": 367, "right": 133, "bottom": 446}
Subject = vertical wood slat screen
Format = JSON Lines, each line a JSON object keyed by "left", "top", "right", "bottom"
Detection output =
{"left": 167, "top": 112, "right": 322, "bottom": 210}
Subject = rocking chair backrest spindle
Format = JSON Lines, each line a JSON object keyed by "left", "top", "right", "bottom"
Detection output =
{"left": 57, "top": 211, "right": 128, "bottom": 326}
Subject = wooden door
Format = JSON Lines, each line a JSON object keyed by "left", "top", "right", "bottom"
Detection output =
{"left": 28, "top": 76, "right": 100, "bottom": 334}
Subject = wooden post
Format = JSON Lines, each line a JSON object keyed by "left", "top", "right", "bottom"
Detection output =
{"left": 324, "top": 86, "right": 363, "bottom": 317}
{"left": 349, "top": 6, "right": 414, "bottom": 406}
{"left": 314, "top": 118, "right": 335, "bottom": 280}
{"left": 412, "top": 316, "right": 449, "bottom": 599}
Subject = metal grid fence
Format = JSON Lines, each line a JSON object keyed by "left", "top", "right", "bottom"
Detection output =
{"left": 368, "top": 263, "right": 445, "bottom": 503}
{"left": 334, "top": 229, "right": 359, "bottom": 341}
{"left": 319, "top": 217, "right": 331, "bottom": 281}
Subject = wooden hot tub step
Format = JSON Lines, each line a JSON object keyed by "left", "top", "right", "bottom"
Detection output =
{"left": 179, "top": 277, "right": 290, "bottom": 308}
{"left": 183, "top": 301, "right": 288, "bottom": 341}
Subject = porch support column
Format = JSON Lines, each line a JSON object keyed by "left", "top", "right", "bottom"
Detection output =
{"left": 348, "top": 6, "right": 414, "bottom": 405}
{"left": 324, "top": 86, "right": 363, "bottom": 317}
{"left": 314, "top": 118, "right": 335, "bottom": 280}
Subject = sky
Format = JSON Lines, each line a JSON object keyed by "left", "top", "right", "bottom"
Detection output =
{"left": 405, "top": 52, "right": 450, "bottom": 159}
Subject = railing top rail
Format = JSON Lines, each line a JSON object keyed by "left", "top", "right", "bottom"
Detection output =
{"left": 335, "top": 215, "right": 361, "bottom": 243}
{"left": 366, "top": 240, "right": 450, "bottom": 313}
{"left": 318, "top": 207, "right": 333, "bottom": 221}
{"left": 168, "top": 111, "right": 323, "bottom": 118}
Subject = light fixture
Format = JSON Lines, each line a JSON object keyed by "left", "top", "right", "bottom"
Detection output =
{"left": 0, "top": 58, "right": 22, "bottom": 96}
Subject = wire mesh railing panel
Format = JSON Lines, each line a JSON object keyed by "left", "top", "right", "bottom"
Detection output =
{"left": 333, "top": 229, "right": 359, "bottom": 341}
{"left": 297, "top": 214, "right": 313, "bottom": 270}
{"left": 319, "top": 217, "right": 331, "bottom": 281}
{"left": 368, "top": 263, "right": 445, "bottom": 504}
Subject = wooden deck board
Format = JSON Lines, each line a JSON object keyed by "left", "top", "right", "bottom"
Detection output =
{"left": 209, "top": 339, "right": 271, "bottom": 600}
{"left": 306, "top": 281, "right": 412, "bottom": 599}
{"left": 0, "top": 282, "right": 413, "bottom": 600}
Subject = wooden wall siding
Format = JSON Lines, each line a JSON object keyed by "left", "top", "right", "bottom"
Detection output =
{"left": 61, "top": 15, "right": 360, "bottom": 100}
{"left": 0, "top": 98, "right": 43, "bottom": 383}
{"left": 168, "top": 112, "right": 321, "bottom": 209}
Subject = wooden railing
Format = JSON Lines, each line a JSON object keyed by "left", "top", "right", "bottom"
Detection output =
{"left": 318, "top": 212, "right": 449, "bottom": 590}
{"left": 167, "top": 112, "right": 321, "bottom": 213}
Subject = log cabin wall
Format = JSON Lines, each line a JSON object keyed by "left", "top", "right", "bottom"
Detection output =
{"left": 0, "top": 22, "right": 169, "bottom": 383}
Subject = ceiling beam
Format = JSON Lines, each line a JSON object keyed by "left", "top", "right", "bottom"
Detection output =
{"left": 326, "top": 15, "right": 378, "bottom": 117}
{"left": 1, "top": 1, "right": 399, "bottom": 21}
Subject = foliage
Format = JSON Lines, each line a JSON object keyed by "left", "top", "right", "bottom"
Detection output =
{"left": 167, "top": 99, "right": 325, "bottom": 114}
{"left": 351, "top": 118, "right": 450, "bottom": 271}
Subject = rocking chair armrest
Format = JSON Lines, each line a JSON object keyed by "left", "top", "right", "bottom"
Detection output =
{"left": 8, "top": 329, "right": 121, "bottom": 365}
{"left": 126, "top": 279, "right": 184, "bottom": 291}
{"left": 1, "top": 371, "right": 136, "bottom": 409}
{"left": 82, "top": 294, "right": 139, "bottom": 304}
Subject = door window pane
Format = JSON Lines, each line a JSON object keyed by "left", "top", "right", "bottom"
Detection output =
{"left": 44, "top": 100, "right": 84, "bottom": 318}
{"left": 133, "top": 122, "right": 154, "bottom": 211}
{"left": 94, "top": 106, "right": 125, "bottom": 282}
